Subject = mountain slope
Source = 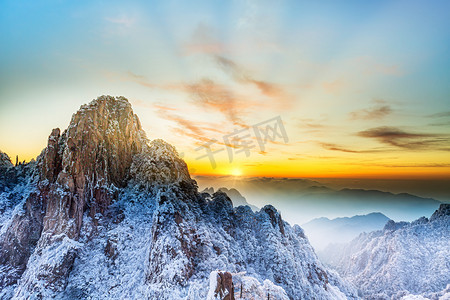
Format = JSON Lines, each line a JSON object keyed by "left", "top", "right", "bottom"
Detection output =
{"left": 323, "top": 204, "right": 450, "bottom": 299}
{"left": 0, "top": 96, "right": 357, "bottom": 299}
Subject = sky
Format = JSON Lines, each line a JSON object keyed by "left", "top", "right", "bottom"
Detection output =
{"left": 1, "top": 0, "right": 450, "bottom": 180}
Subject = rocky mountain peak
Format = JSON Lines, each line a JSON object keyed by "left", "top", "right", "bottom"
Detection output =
{"left": 383, "top": 219, "right": 409, "bottom": 232}
{"left": 130, "top": 139, "right": 192, "bottom": 188}
{"left": 0, "top": 151, "right": 15, "bottom": 192}
{"left": 60, "top": 95, "right": 147, "bottom": 187}
{"left": 262, "top": 205, "right": 285, "bottom": 235}
{"left": 430, "top": 203, "right": 450, "bottom": 221}
{"left": 0, "top": 150, "right": 13, "bottom": 168}
{"left": 37, "top": 95, "right": 149, "bottom": 234}
{"left": 39, "top": 128, "right": 62, "bottom": 184}
{"left": 0, "top": 96, "right": 153, "bottom": 295}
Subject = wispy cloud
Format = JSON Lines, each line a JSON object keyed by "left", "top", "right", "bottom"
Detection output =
{"left": 105, "top": 16, "right": 135, "bottom": 28}
{"left": 371, "top": 163, "right": 450, "bottom": 168}
{"left": 302, "top": 122, "right": 326, "bottom": 129}
{"left": 117, "top": 71, "right": 254, "bottom": 127}
{"left": 214, "top": 55, "right": 294, "bottom": 108}
{"left": 426, "top": 111, "right": 450, "bottom": 118}
{"left": 156, "top": 107, "right": 224, "bottom": 145}
{"left": 183, "top": 24, "right": 225, "bottom": 55}
{"left": 318, "top": 142, "right": 385, "bottom": 154}
{"left": 153, "top": 103, "right": 178, "bottom": 111}
{"left": 125, "top": 71, "right": 186, "bottom": 91}
{"left": 428, "top": 120, "right": 450, "bottom": 127}
{"left": 356, "top": 56, "right": 404, "bottom": 76}
{"left": 357, "top": 126, "right": 450, "bottom": 150}
{"left": 349, "top": 104, "right": 392, "bottom": 120}
{"left": 187, "top": 78, "right": 251, "bottom": 127}
{"left": 297, "top": 117, "right": 329, "bottom": 134}
{"left": 322, "top": 79, "right": 345, "bottom": 95}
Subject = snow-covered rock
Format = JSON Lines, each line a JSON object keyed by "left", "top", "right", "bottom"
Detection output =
{"left": 324, "top": 204, "right": 450, "bottom": 299}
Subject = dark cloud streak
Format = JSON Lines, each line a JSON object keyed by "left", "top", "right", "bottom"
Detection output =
{"left": 318, "top": 142, "right": 386, "bottom": 153}
{"left": 426, "top": 111, "right": 450, "bottom": 118}
{"left": 349, "top": 105, "right": 392, "bottom": 120}
{"left": 357, "top": 126, "right": 450, "bottom": 150}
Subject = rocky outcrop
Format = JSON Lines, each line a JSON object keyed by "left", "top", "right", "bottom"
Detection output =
{"left": 130, "top": 139, "right": 192, "bottom": 189}
{"left": 383, "top": 219, "right": 409, "bottom": 232}
{"left": 41, "top": 95, "right": 147, "bottom": 237}
{"left": 0, "top": 151, "right": 17, "bottom": 192}
{"left": 208, "top": 271, "right": 235, "bottom": 300}
{"left": 430, "top": 203, "right": 450, "bottom": 221}
{"left": 0, "top": 96, "right": 148, "bottom": 297}
{"left": 262, "top": 205, "right": 285, "bottom": 236}
{"left": 216, "top": 187, "right": 259, "bottom": 211}
{"left": 0, "top": 191, "right": 44, "bottom": 287}
{"left": 39, "top": 128, "right": 62, "bottom": 184}
{"left": 0, "top": 151, "right": 13, "bottom": 169}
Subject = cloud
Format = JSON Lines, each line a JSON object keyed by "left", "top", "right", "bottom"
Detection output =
{"left": 356, "top": 56, "right": 404, "bottom": 76}
{"left": 368, "top": 63, "right": 403, "bottom": 76}
{"left": 156, "top": 108, "right": 216, "bottom": 145}
{"left": 183, "top": 24, "right": 225, "bottom": 55}
{"left": 319, "top": 143, "right": 360, "bottom": 153}
{"left": 131, "top": 99, "right": 180, "bottom": 111}
{"left": 115, "top": 71, "right": 253, "bottom": 128}
{"left": 357, "top": 126, "right": 450, "bottom": 150}
{"left": 426, "top": 111, "right": 450, "bottom": 118}
{"left": 372, "top": 163, "right": 450, "bottom": 168}
{"left": 105, "top": 16, "right": 135, "bottom": 27}
{"left": 125, "top": 71, "right": 187, "bottom": 91}
{"left": 187, "top": 78, "right": 250, "bottom": 127}
{"left": 103, "top": 15, "right": 137, "bottom": 37}
{"left": 349, "top": 105, "right": 392, "bottom": 120}
{"left": 303, "top": 122, "right": 325, "bottom": 129}
{"left": 153, "top": 103, "right": 178, "bottom": 111}
{"left": 123, "top": 71, "right": 257, "bottom": 127}
{"left": 297, "top": 119, "right": 329, "bottom": 135}
{"left": 120, "top": 54, "right": 294, "bottom": 127}
{"left": 428, "top": 120, "right": 450, "bottom": 127}
{"left": 214, "top": 55, "right": 293, "bottom": 108}
{"left": 297, "top": 117, "right": 329, "bottom": 132}
{"left": 322, "top": 79, "right": 345, "bottom": 95}
{"left": 318, "top": 142, "right": 385, "bottom": 154}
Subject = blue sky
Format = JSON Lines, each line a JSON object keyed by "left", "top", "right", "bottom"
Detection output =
{"left": 1, "top": 0, "right": 449, "bottom": 178}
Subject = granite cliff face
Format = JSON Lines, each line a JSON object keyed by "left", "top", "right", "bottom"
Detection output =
{"left": 0, "top": 96, "right": 357, "bottom": 299}
{"left": 0, "top": 96, "right": 147, "bottom": 296}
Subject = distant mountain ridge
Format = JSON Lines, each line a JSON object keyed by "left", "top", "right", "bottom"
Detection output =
{"left": 194, "top": 176, "right": 442, "bottom": 224}
{"left": 302, "top": 212, "right": 391, "bottom": 250}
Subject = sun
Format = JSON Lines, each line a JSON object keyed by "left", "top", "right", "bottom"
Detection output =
{"left": 230, "top": 168, "right": 242, "bottom": 177}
